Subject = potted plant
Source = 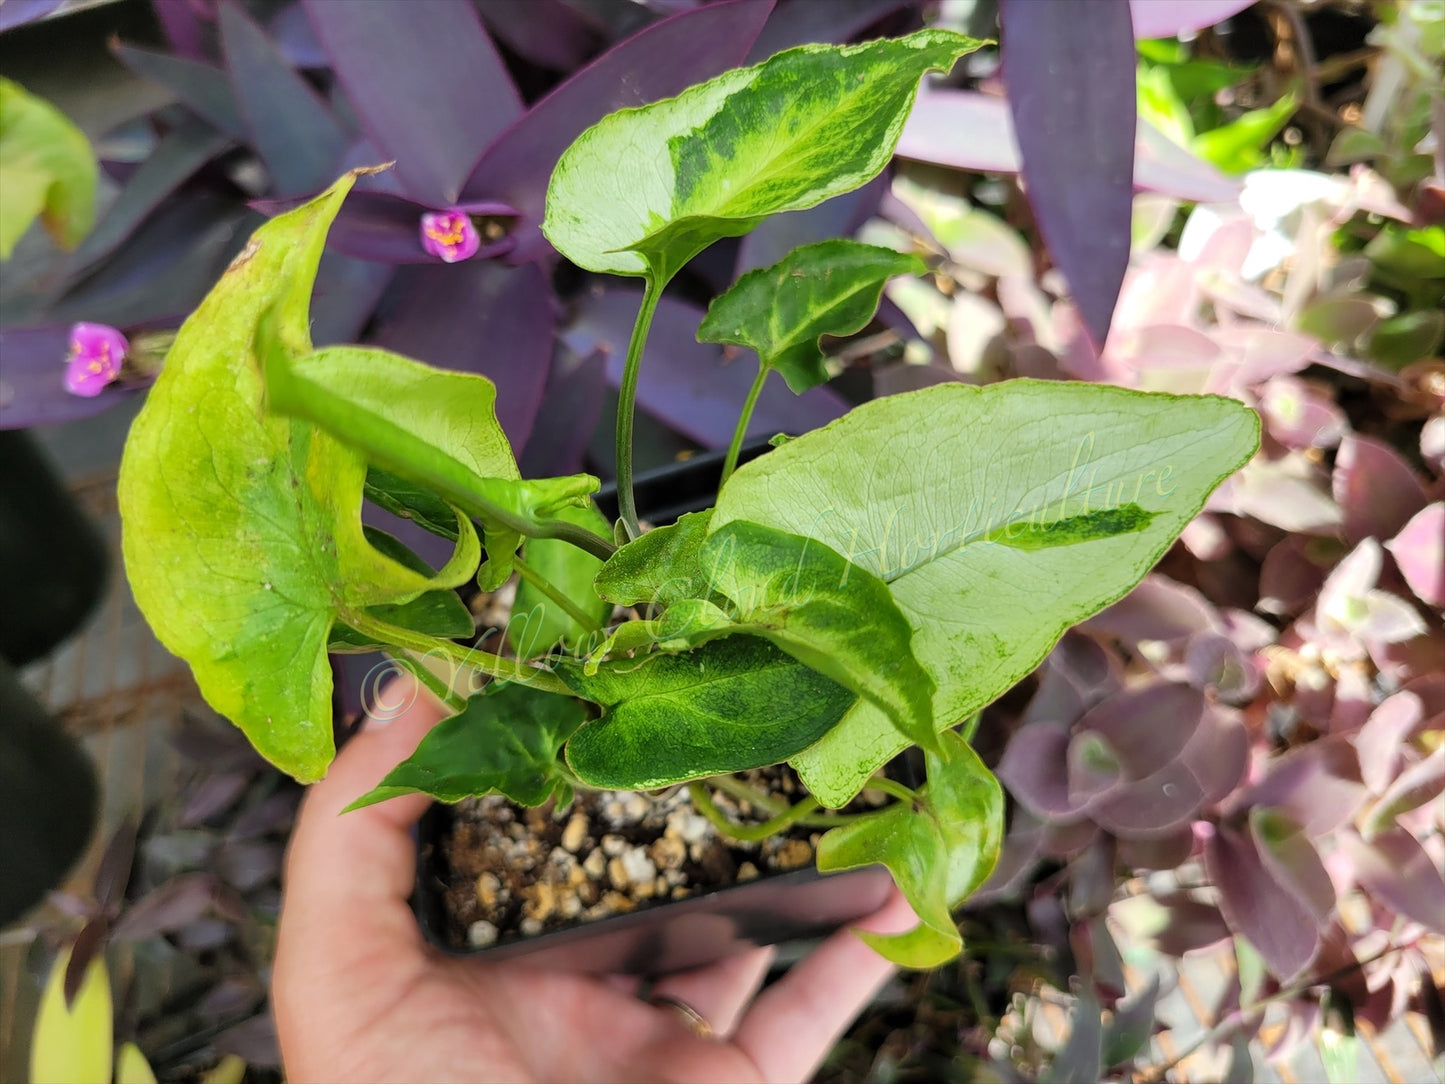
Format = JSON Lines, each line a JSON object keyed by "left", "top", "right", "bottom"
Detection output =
{"left": 116, "top": 29, "right": 1259, "bottom": 973}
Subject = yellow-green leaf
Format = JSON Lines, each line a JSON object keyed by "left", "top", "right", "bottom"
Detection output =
{"left": 31, "top": 945, "right": 112, "bottom": 1084}
{"left": 0, "top": 78, "right": 97, "bottom": 259}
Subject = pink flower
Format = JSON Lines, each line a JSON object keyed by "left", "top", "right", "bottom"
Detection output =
{"left": 63, "top": 322, "right": 128, "bottom": 397}
{"left": 419, "top": 209, "right": 480, "bottom": 263}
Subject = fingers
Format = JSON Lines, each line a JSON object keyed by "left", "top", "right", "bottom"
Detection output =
{"left": 732, "top": 889, "right": 917, "bottom": 1083}
{"left": 649, "top": 945, "right": 776, "bottom": 1038}
{"left": 278, "top": 672, "right": 449, "bottom": 972}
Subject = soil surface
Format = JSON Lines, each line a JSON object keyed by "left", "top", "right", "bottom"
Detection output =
{"left": 432, "top": 769, "right": 881, "bottom": 951}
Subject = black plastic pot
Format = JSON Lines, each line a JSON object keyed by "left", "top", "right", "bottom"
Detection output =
{"left": 0, "top": 657, "right": 98, "bottom": 925}
{"left": 411, "top": 442, "right": 897, "bottom": 975}
{"left": 0, "top": 430, "right": 108, "bottom": 666}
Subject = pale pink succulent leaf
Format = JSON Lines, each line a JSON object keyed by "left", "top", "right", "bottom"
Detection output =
{"left": 1385, "top": 503, "right": 1445, "bottom": 609}
{"left": 1333, "top": 434, "right": 1430, "bottom": 544}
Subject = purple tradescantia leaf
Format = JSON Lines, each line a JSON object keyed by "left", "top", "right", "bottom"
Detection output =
{"left": 1042, "top": 818, "right": 1100, "bottom": 857}
{"left": 1339, "top": 828, "right": 1445, "bottom": 934}
{"left": 152, "top": 0, "right": 211, "bottom": 61}
{"left": 897, "top": 89, "right": 1240, "bottom": 204}
{"left": 306, "top": 0, "right": 521, "bottom": 207}
{"left": 1333, "top": 434, "right": 1429, "bottom": 544}
{"left": 1362, "top": 747, "right": 1445, "bottom": 841}
{"left": 1248, "top": 808, "right": 1335, "bottom": 929}
{"left": 218, "top": 1, "right": 349, "bottom": 198}
{"left": 1257, "top": 375, "right": 1348, "bottom": 450}
{"left": 736, "top": 174, "right": 887, "bottom": 276}
{"left": 1179, "top": 706, "right": 1249, "bottom": 803}
{"left": 1183, "top": 633, "right": 1259, "bottom": 703}
{"left": 995, "top": 720, "right": 1082, "bottom": 822}
{"left": 1117, "top": 824, "right": 1194, "bottom": 870}
{"left": 308, "top": 252, "right": 394, "bottom": 348}
{"left": 563, "top": 288, "right": 847, "bottom": 448}
{"left": 1258, "top": 535, "right": 1331, "bottom": 617}
{"left": 1204, "top": 824, "right": 1321, "bottom": 981}
{"left": 1083, "top": 575, "right": 1221, "bottom": 647}
{"left": 1127, "top": 0, "right": 1255, "bottom": 38}
{"left": 112, "top": 873, "right": 219, "bottom": 941}
{"left": 373, "top": 262, "right": 553, "bottom": 448}
{"left": 0, "top": 0, "right": 63, "bottom": 32}
{"left": 1089, "top": 761, "right": 1206, "bottom": 837}
{"left": 1317, "top": 537, "right": 1428, "bottom": 646}
{"left": 519, "top": 346, "right": 609, "bottom": 478}
{"left": 253, "top": 191, "right": 518, "bottom": 265}
{"left": 113, "top": 43, "right": 247, "bottom": 140}
{"left": 478, "top": 0, "right": 602, "bottom": 70}
{"left": 461, "top": 0, "right": 772, "bottom": 262}
{"left": 746, "top": 0, "right": 908, "bottom": 60}
{"left": 1050, "top": 989, "right": 1104, "bottom": 1084}
{"left": 1225, "top": 739, "right": 1366, "bottom": 838}
{"left": 997, "top": 0, "right": 1135, "bottom": 346}
{"left": 267, "top": 3, "right": 326, "bottom": 69}
{"left": 1067, "top": 731, "right": 1124, "bottom": 807}
{"left": 0, "top": 326, "right": 149, "bottom": 429}
{"left": 1076, "top": 682, "right": 1206, "bottom": 779}
{"left": 69, "top": 117, "right": 233, "bottom": 271}
{"left": 1385, "top": 503, "right": 1445, "bottom": 609}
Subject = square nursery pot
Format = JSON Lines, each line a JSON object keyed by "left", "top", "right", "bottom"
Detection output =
{"left": 410, "top": 442, "right": 897, "bottom": 976}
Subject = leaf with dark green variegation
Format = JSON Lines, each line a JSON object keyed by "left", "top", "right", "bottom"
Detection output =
{"left": 816, "top": 732, "right": 1002, "bottom": 967}
{"left": 594, "top": 510, "right": 718, "bottom": 608}
{"left": 330, "top": 527, "right": 475, "bottom": 651}
{"left": 118, "top": 171, "right": 458, "bottom": 781}
{"left": 542, "top": 30, "right": 982, "bottom": 283}
{"left": 347, "top": 682, "right": 588, "bottom": 809}
{"left": 712, "top": 380, "right": 1260, "bottom": 806}
{"left": 583, "top": 598, "right": 737, "bottom": 673}
{"left": 560, "top": 636, "right": 855, "bottom": 789}
{"left": 365, "top": 467, "right": 460, "bottom": 541}
{"left": 508, "top": 502, "right": 613, "bottom": 655}
{"left": 701, "top": 520, "right": 938, "bottom": 752}
{"left": 699, "top": 241, "right": 924, "bottom": 392}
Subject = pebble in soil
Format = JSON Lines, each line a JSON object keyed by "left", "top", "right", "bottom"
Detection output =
{"left": 438, "top": 769, "right": 860, "bottom": 951}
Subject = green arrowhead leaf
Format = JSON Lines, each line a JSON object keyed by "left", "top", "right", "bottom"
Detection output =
{"left": 347, "top": 681, "right": 589, "bottom": 809}
{"left": 119, "top": 170, "right": 462, "bottom": 781}
{"left": 508, "top": 501, "right": 613, "bottom": 656}
{"left": 698, "top": 240, "right": 925, "bottom": 392}
{"left": 712, "top": 380, "right": 1260, "bottom": 806}
{"left": 581, "top": 598, "right": 737, "bottom": 674}
{"left": 701, "top": 520, "right": 938, "bottom": 753}
{"left": 560, "top": 636, "right": 856, "bottom": 789}
{"left": 330, "top": 526, "right": 476, "bottom": 651}
{"left": 594, "top": 510, "right": 718, "bottom": 608}
{"left": 542, "top": 30, "right": 982, "bottom": 283}
{"left": 816, "top": 732, "right": 1003, "bottom": 967}
{"left": 259, "top": 340, "right": 600, "bottom": 587}
{"left": 0, "top": 78, "right": 97, "bottom": 259}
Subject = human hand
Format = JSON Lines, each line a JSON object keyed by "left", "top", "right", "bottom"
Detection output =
{"left": 273, "top": 675, "right": 918, "bottom": 1083}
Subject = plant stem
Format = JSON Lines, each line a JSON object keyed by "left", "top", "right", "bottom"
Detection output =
{"left": 395, "top": 651, "right": 467, "bottom": 713}
{"left": 344, "top": 610, "right": 573, "bottom": 697}
{"left": 688, "top": 782, "right": 824, "bottom": 842}
{"left": 862, "top": 777, "right": 917, "bottom": 804}
{"left": 720, "top": 365, "right": 768, "bottom": 488}
{"left": 512, "top": 554, "right": 602, "bottom": 633}
{"left": 615, "top": 278, "right": 663, "bottom": 542}
{"left": 704, "top": 772, "right": 789, "bottom": 816}
{"left": 532, "top": 519, "right": 615, "bottom": 561}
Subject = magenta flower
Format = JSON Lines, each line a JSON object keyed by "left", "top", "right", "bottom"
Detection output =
{"left": 419, "top": 209, "right": 480, "bottom": 263}
{"left": 63, "top": 323, "right": 128, "bottom": 397}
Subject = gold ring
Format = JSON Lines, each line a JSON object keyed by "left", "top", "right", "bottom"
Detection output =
{"left": 649, "top": 994, "right": 715, "bottom": 1039}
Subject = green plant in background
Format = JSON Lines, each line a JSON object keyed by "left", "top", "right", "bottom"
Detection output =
{"left": 1135, "top": 38, "right": 1301, "bottom": 175}
{"left": 117, "top": 31, "right": 1260, "bottom": 967}
{"left": 29, "top": 942, "right": 245, "bottom": 1084}
{"left": 0, "top": 77, "right": 97, "bottom": 261}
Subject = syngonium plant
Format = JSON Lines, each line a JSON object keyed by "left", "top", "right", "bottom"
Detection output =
{"left": 117, "top": 30, "right": 1260, "bottom": 967}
